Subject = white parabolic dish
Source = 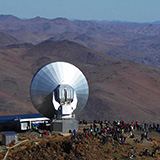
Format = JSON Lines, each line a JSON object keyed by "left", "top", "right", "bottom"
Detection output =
{"left": 30, "top": 62, "right": 89, "bottom": 119}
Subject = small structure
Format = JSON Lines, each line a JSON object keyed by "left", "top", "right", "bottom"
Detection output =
{"left": 52, "top": 119, "right": 79, "bottom": 131}
{"left": 2, "top": 131, "right": 18, "bottom": 145}
{"left": 19, "top": 117, "right": 50, "bottom": 130}
{"left": 0, "top": 114, "right": 50, "bottom": 132}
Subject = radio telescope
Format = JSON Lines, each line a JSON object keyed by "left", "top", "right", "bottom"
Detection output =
{"left": 30, "top": 62, "right": 89, "bottom": 131}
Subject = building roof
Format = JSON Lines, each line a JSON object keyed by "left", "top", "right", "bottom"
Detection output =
{"left": 0, "top": 114, "right": 45, "bottom": 123}
{"left": 2, "top": 131, "right": 17, "bottom": 135}
{"left": 20, "top": 117, "right": 49, "bottom": 122}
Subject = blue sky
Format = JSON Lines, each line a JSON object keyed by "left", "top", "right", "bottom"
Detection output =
{"left": 0, "top": 0, "right": 160, "bottom": 22}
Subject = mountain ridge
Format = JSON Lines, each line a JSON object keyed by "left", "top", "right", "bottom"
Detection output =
{"left": 1, "top": 15, "right": 160, "bottom": 66}
{"left": 0, "top": 39, "right": 160, "bottom": 122}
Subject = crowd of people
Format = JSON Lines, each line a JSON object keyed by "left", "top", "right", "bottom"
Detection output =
{"left": 71, "top": 120, "right": 160, "bottom": 159}
{"left": 79, "top": 120, "right": 159, "bottom": 141}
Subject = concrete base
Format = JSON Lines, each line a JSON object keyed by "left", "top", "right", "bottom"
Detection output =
{"left": 51, "top": 119, "right": 79, "bottom": 132}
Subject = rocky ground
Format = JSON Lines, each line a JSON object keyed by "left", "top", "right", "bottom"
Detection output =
{"left": 0, "top": 125, "right": 160, "bottom": 160}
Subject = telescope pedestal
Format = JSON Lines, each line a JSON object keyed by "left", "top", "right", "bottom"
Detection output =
{"left": 51, "top": 119, "right": 79, "bottom": 132}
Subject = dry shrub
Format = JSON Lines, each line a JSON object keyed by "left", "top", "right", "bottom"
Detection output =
{"left": 141, "top": 155, "right": 147, "bottom": 159}
{"left": 152, "top": 137, "right": 158, "bottom": 146}
{"left": 157, "top": 139, "right": 160, "bottom": 144}
{"left": 0, "top": 154, "right": 4, "bottom": 160}
{"left": 3, "top": 132, "right": 160, "bottom": 160}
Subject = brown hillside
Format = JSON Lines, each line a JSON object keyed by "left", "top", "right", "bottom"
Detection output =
{"left": 0, "top": 40, "right": 159, "bottom": 122}
{"left": 0, "top": 43, "right": 37, "bottom": 115}
{"left": 0, "top": 32, "right": 21, "bottom": 47}
{"left": 1, "top": 15, "right": 160, "bottom": 66}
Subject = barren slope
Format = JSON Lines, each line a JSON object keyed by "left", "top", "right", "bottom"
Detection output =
{"left": 0, "top": 32, "right": 21, "bottom": 47}
{"left": 1, "top": 15, "right": 160, "bottom": 66}
{"left": 0, "top": 31, "right": 160, "bottom": 122}
{"left": 15, "top": 41, "right": 160, "bottom": 122}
